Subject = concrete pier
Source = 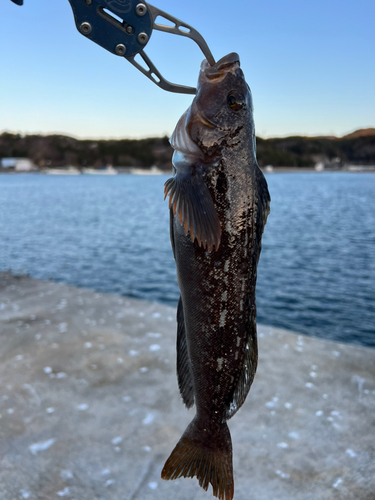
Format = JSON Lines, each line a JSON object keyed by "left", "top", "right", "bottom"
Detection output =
{"left": 0, "top": 272, "right": 374, "bottom": 500}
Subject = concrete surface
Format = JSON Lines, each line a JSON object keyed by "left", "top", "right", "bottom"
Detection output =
{"left": 0, "top": 272, "right": 374, "bottom": 500}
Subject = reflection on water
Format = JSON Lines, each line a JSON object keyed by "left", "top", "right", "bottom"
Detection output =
{"left": 0, "top": 173, "right": 374, "bottom": 347}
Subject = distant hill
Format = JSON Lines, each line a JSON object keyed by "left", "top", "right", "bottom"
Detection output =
{"left": 1, "top": 129, "right": 374, "bottom": 169}
{"left": 342, "top": 128, "right": 375, "bottom": 139}
{"left": 0, "top": 133, "right": 173, "bottom": 170}
{"left": 256, "top": 129, "right": 375, "bottom": 167}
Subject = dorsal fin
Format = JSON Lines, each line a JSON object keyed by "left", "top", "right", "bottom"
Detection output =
{"left": 225, "top": 167, "right": 270, "bottom": 419}
{"left": 225, "top": 326, "right": 258, "bottom": 419}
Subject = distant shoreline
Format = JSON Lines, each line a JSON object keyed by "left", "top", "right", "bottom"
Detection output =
{"left": 1, "top": 129, "right": 375, "bottom": 172}
{"left": 1, "top": 167, "right": 375, "bottom": 175}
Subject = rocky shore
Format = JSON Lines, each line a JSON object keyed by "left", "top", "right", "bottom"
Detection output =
{"left": 0, "top": 272, "right": 374, "bottom": 500}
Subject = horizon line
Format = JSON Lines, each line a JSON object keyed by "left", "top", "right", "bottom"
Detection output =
{"left": 1, "top": 127, "right": 375, "bottom": 142}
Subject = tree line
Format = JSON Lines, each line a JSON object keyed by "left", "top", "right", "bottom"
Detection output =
{"left": 1, "top": 129, "right": 374, "bottom": 169}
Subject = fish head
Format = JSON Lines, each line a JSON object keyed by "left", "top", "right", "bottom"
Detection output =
{"left": 188, "top": 52, "right": 255, "bottom": 158}
{"left": 170, "top": 53, "right": 256, "bottom": 165}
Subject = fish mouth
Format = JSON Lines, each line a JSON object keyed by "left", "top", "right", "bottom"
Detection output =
{"left": 201, "top": 52, "right": 241, "bottom": 80}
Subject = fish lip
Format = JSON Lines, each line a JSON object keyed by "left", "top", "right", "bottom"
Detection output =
{"left": 214, "top": 52, "right": 241, "bottom": 70}
{"left": 201, "top": 52, "right": 241, "bottom": 79}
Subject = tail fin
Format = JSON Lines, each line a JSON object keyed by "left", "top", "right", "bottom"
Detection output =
{"left": 161, "top": 416, "right": 234, "bottom": 500}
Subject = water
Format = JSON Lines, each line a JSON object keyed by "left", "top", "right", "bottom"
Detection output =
{"left": 0, "top": 173, "right": 374, "bottom": 347}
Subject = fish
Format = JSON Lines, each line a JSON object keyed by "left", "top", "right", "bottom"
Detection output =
{"left": 161, "top": 52, "right": 271, "bottom": 500}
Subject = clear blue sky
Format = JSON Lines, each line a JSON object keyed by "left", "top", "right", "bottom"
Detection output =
{"left": 1, "top": 0, "right": 374, "bottom": 139}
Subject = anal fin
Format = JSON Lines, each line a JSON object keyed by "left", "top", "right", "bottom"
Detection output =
{"left": 176, "top": 297, "right": 194, "bottom": 408}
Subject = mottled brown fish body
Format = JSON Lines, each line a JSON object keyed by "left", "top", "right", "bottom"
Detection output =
{"left": 162, "top": 53, "right": 270, "bottom": 500}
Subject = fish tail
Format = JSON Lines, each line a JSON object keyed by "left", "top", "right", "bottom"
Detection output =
{"left": 161, "top": 416, "right": 234, "bottom": 500}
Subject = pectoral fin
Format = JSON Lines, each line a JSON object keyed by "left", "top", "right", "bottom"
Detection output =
{"left": 164, "top": 158, "right": 221, "bottom": 251}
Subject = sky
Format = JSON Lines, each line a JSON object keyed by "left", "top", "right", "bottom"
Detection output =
{"left": 0, "top": 0, "right": 374, "bottom": 140}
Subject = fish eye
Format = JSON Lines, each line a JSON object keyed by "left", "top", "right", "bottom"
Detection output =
{"left": 227, "top": 92, "right": 244, "bottom": 111}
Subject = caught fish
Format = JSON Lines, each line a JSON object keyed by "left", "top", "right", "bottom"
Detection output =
{"left": 162, "top": 52, "right": 271, "bottom": 500}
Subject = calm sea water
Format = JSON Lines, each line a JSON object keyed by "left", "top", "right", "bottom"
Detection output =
{"left": 0, "top": 173, "right": 374, "bottom": 347}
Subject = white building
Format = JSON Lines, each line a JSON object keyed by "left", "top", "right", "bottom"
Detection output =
{"left": 1, "top": 157, "right": 36, "bottom": 171}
